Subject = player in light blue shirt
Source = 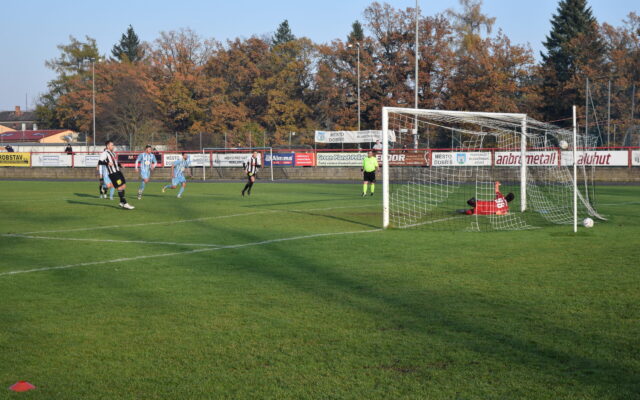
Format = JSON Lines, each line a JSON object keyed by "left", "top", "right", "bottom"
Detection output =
{"left": 162, "top": 152, "right": 190, "bottom": 198}
{"left": 96, "top": 149, "right": 115, "bottom": 200}
{"left": 135, "top": 145, "right": 158, "bottom": 200}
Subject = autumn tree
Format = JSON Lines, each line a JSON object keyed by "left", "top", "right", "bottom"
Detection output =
{"left": 445, "top": 0, "right": 537, "bottom": 115}
{"left": 203, "top": 37, "right": 271, "bottom": 146}
{"left": 446, "top": 0, "right": 495, "bottom": 52}
{"left": 36, "top": 36, "right": 100, "bottom": 131}
{"left": 148, "top": 28, "right": 218, "bottom": 147}
{"left": 100, "top": 62, "right": 162, "bottom": 148}
{"left": 598, "top": 12, "right": 640, "bottom": 145}
{"left": 254, "top": 38, "right": 317, "bottom": 145}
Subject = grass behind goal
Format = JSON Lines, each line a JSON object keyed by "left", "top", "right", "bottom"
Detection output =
{"left": 0, "top": 180, "right": 638, "bottom": 399}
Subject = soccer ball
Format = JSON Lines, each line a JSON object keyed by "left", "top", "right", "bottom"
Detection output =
{"left": 559, "top": 140, "right": 569, "bottom": 150}
{"left": 582, "top": 217, "right": 594, "bottom": 228}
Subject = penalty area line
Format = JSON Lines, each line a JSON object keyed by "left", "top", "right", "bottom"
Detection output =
{"left": 2, "top": 234, "right": 221, "bottom": 248}
{"left": 20, "top": 210, "right": 276, "bottom": 235}
{"left": 17, "top": 204, "right": 379, "bottom": 235}
{"left": 0, "top": 228, "right": 381, "bottom": 277}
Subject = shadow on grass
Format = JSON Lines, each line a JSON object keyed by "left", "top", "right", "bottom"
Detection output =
{"left": 66, "top": 200, "right": 120, "bottom": 209}
{"left": 185, "top": 223, "right": 638, "bottom": 399}
{"left": 74, "top": 192, "right": 101, "bottom": 198}
{"left": 243, "top": 198, "right": 340, "bottom": 208}
{"left": 286, "top": 209, "right": 380, "bottom": 229}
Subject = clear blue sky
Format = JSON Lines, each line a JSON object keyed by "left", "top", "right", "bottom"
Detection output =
{"left": 0, "top": 0, "right": 636, "bottom": 111}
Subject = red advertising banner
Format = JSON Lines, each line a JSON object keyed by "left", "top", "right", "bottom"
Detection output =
{"left": 294, "top": 152, "right": 315, "bottom": 166}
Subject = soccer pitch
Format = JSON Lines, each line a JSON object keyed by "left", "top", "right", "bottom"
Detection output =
{"left": 1, "top": 180, "right": 638, "bottom": 399}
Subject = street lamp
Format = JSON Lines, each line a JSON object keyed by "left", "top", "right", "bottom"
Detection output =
{"left": 347, "top": 42, "right": 361, "bottom": 132}
{"left": 289, "top": 132, "right": 296, "bottom": 148}
{"left": 82, "top": 57, "right": 97, "bottom": 149}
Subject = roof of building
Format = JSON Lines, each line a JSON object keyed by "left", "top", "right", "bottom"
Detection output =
{"left": 0, "top": 130, "right": 73, "bottom": 142}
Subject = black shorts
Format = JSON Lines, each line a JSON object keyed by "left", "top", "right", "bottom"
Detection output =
{"left": 109, "top": 171, "right": 126, "bottom": 188}
{"left": 363, "top": 171, "right": 376, "bottom": 182}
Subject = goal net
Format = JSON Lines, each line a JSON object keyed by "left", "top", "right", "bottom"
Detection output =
{"left": 382, "top": 107, "right": 604, "bottom": 231}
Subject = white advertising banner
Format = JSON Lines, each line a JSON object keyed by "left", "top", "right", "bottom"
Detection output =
{"left": 74, "top": 154, "right": 100, "bottom": 167}
{"left": 632, "top": 151, "right": 640, "bottom": 166}
{"left": 164, "top": 153, "right": 211, "bottom": 167}
{"left": 494, "top": 151, "right": 559, "bottom": 166}
{"left": 314, "top": 130, "right": 396, "bottom": 144}
{"left": 31, "top": 153, "right": 72, "bottom": 167}
{"left": 431, "top": 152, "right": 491, "bottom": 166}
{"left": 561, "top": 151, "right": 628, "bottom": 166}
{"left": 316, "top": 152, "right": 366, "bottom": 166}
{"left": 211, "top": 152, "right": 258, "bottom": 168}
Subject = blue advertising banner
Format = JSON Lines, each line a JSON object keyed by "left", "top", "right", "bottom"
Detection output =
{"left": 264, "top": 152, "right": 294, "bottom": 166}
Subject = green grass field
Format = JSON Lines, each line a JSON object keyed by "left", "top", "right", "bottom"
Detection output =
{"left": 0, "top": 179, "right": 638, "bottom": 399}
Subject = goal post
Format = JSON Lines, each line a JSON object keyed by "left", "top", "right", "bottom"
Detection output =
{"left": 381, "top": 107, "right": 603, "bottom": 231}
{"left": 382, "top": 108, "right": 390, "bottom": 229}
{"left": 520, "top": 116, "right": 527, "bottom": 213}
{"left": 201, "top": 147, "right": 274, "bottom": 181}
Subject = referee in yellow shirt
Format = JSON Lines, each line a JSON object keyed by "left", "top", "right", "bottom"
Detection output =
{"left": 361, "top": 150, "right": 379, "bottom": 196}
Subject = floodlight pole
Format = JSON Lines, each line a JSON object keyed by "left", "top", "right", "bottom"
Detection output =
{"left": 357, "top": 43, "right": 361, "bottom": 132}
{"left": 413, "top": 0, "right": 419, "bottom": 150}
{"left": 607, "top": 79, "right": 611, "bottom": 148}
{"left": 573, "top": 105, "right": 578, "bottom": 233}
{"left": 520, "top": 116, "right": 527, "bottom": 212}
{"left": 92, "top": 59, "right": 96, "bottom": 149}
{"left": 348, "top": 43, "right": 362, "bottom": 132}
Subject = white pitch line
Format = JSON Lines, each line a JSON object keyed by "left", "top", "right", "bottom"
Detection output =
{"left": 597, "top": 201, "right": 640, "bottom": 206}
{"left": 0, "top": 197, "right": 72, "bottom": 203}
{"left": 0, "top": 229, "right": 381, "bottom": 277}
{"left": 20, "top": 211, "right": 275, "bottom": 235}
{"left": 2, "top": 234, "right": 220, "bottom": 248}
{"left": 401, "top": 216, "right": 466, "bottom": 228}
{"left": 17, "top": 204, "right": 378, "bottom": 235}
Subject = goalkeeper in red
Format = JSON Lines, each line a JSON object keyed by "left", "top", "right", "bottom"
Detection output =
{"left": 361, "top": 150, "right": 379, "bottom": 197}
{"left": 464, "top": 181, "right": 514, "bottom": 215}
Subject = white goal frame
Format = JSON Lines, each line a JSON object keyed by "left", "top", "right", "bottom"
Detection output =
{"left": 381, "top": 106, "right": 580, "bottom": 231}
{"left": 201, "top": 147, "right": 274, "bottom": 181}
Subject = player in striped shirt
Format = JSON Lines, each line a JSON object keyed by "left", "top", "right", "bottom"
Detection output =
{"left": 135, "top": 145, "right": 158, "bottom": 200}
{"left": 98, "top": 140, "right": 134, "bottom": 209}
{"left": 162, "top": 152, "right": 190, "bottom": 198}
{"left": 241, "top": 151, "right": 261, "bottom": 197}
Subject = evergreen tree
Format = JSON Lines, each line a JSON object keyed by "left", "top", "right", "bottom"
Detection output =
{"left": 348, "top": 20, "right": 365, "bottom": 42}
{"left": 112, "top": 25, "right": 144, "bottom": 62}
{"left": 542, "top": 0, "right": 602, "bottom": 80}
{"left": 540, "top": 0, "right": 605, "bottom": 120}
{"left": 272, "top": 20, "right": 295, "bottom": 46}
